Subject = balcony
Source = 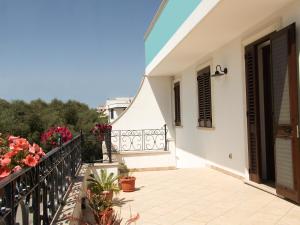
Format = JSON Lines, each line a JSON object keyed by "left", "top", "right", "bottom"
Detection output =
{"left": 1, "top": 128, "right": 299, "bottom": 224}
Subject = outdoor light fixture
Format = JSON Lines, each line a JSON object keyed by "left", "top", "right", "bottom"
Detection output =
{"left": 212, "top": 65, "right": 228, "bottom": 77}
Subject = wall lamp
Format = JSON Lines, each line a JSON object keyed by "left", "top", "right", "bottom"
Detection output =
{"left": 211, "top": 65, "right": 228, "bottom": 77}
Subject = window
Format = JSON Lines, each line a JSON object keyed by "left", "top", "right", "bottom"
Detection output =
{"left": 174, "top": 82, "right": 181, "bottom": 126}
{"left": 197, "top": 66, "right": 212, "bottom": 128}
{"left": 110, "top": 108, "right": 114, "bottom": 119}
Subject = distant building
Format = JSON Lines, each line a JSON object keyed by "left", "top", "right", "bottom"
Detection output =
{"left": 97, "top": 97, "right": 133, "bottom": 123}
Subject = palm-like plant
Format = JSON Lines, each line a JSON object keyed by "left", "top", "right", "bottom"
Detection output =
{"left": 87, "top": 168, "right": 120, "bottom": 195}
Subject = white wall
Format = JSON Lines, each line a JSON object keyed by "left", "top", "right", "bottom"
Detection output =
{"left": 174, "top": 0, "right": 300, "bottom": 177}
{"left": 175, "top": 39, "right": 246, "bottom": 177}
{"left": 111, "top": 76, "right": 176, "bottom": 169}
{"left": 112, "top": 76, "right": 174, "bottom": 133}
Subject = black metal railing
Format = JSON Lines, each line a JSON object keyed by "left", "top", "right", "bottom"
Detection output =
{"left": 81, "top": 131, "right": 112, "bottom": 163}
{"left": 111, "top": 124, "right": 168, "bottom": 151}
{"left": 0, "top": 134, "right": 82, "bottom": 225}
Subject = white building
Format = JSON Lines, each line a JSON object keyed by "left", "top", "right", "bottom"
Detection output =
{"left": 112, "top": 0, "right": 300, "bottom": 204}
{"left": 97, "top": 97, "right": 133, "bottom": 123}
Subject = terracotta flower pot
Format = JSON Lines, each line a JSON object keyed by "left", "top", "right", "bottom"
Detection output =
{"left": 120, "top": 176, "right": 136, "bottom": 192}
{"left": 94, "top": 208, "right": 114, "bottom": 224}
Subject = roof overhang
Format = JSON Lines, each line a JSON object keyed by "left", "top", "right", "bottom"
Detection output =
{"left": 146, "top": 0, "right": 296, "bottom": 76}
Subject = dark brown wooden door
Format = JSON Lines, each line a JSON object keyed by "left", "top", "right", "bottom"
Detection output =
{"left": 245, "top": 44, "right": 261, "bottom": 183}
{"left": 270, "top": 23, "right": 300, "bottom": 203}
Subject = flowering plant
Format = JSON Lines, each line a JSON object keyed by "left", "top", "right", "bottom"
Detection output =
{"left": 0, "top": 134, "right": 45, "bottom": 179}
{"left": 41, "top": 126, "right": 73, "bottom": 148}
{"left": 91, "top": 124, "right": 112, "bottom": 141}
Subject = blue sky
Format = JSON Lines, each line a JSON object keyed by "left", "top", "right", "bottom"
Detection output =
{"left": 0, "top": 0, "right": 161, "bottom": 108}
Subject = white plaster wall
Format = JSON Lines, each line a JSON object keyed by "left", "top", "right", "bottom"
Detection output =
{"left": 114, "top": 144, "right": 176, "bottom": 169}
{"left": 112, "top": 76, "right": 173, "bottom": 131}
{"left": 111, "top": 76, "right": 176, "bottom": 169}
{"left": 115, "top": 108, "right": 125, "bottom": 118}
{"left": 281, "top": 0, "right": 300, "bottom": 83}
{"left": 174, "top": 1, "right": 300, "bottom": 178}
{"left": 175, "top": 39, "right": 246, "bottom": 177}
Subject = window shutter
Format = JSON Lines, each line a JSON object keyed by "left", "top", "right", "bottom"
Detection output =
{"left": 245, "top": 44, "right": 261, "bottom": 183}
{"left": 174, "top": 82, "right": 181, "bottom": 126}
{"left": 197, "top": 67, "right": 212, "bottom": 128}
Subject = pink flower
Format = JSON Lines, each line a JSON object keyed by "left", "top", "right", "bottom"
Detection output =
{"left": 0, "top": 166, "right": 11, "bottom": 178}
{"left": 0, "top": 157, "right": 11, "bottom": 167}
{"left": 9, "top": 138, "right": 30, "bottom": 151}
{"left": 29, "top": 143, "right": 42, "bottom": 154}
{"left": 37, "top": 147, "right": 45, "bottom": 157}
{"left": 29, "top": 146, "right": 35, "bottom": 154}
{"left": 34, "top": 154, "right": 40, "bottom": 161}
{"left": 8, "top": 135, "right": 19, "bottom": 143}
{"left": 12, "top": 165, "right": 22, "bottom": 173}
{"left": 23, "top": 155, "right": 38, "bottom": 167}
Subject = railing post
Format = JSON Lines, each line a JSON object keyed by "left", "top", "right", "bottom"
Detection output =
{"left": 164, "top": 124, "right": 167, "bottom": 151}
{"left": 4, "top": 182, "right": 15, "bottom": 225}
{"left": 80, "top": 129, "right": 83, "bottom": 165}
{"left": 105, "top": 129, "right": 112, "bottom": 163}
{"left": 33, "top": 166, "right": 41, "bottom": 225}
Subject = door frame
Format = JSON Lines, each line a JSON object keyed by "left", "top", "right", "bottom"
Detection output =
{"left": 245, "top": 33, "right": 273, "bottom": 184}
{"left": 244, "top": 23, "right": 300, "bottom": 203}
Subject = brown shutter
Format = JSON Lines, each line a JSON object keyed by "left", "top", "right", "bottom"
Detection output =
{"left": 174, "top": 82, "right": 181, "bottom": 126}
{"left": 245, "top": 44, "right": 261, "bottom": 183}
{"left": 197, "top": 67, "right": 212, "bottom": 128}
{"left": 271, "top": 23, "right": 300, "bottom": 203}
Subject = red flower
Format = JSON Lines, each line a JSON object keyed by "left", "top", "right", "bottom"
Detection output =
{"left": 23, "top": 155, "right": 38, "bottom": 167}
{"left": 4, "top": 150, "right": 18, "bottom": 158}
{"left": 0, "top": 166, "right": 11, "bottom": 178}
{"left": 0, "top": 157, "right": 11, "bottom": 167}
{"left": 41, "top": 126, "right": 73, "bottom": 147}
{"left": 91, "top": 123, "right": 112, "bottom": 141}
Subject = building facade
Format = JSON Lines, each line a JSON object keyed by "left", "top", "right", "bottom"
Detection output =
{"left": 112, "top": 0, "right": 300, "bottom": 203}
{"left": 97, "top": 97, "right": 133, "bottom": 123}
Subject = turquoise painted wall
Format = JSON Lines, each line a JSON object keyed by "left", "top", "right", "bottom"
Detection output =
{"left": 145, "top": 0, "right": 202, "bottom": 66}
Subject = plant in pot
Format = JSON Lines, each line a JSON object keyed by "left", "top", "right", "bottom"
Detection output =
{"left": 0, "top": 134, "right": 45, "bottom": 179}
{"left": 87, "top": 168, "right": 120, "bottom": 201}
{"left": 86, "top": 189, "right": 120, "bottom": 224}
{"left": 118, "top": 163, "right": 136, "bottom": 192}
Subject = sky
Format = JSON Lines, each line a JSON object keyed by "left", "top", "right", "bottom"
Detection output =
{"left": 0, "top": 0, "right": 161, "bottom": 108}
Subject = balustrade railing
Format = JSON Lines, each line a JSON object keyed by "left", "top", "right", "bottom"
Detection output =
{"left": 111, "top": 124, "right": 168, "bottom": 151}
{"left": 0, "top": 134, "right": 82, "bottom": 225}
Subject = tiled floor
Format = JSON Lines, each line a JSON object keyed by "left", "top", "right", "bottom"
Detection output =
{"left": 114, "top": 168, "right": 300, "bottom": 225}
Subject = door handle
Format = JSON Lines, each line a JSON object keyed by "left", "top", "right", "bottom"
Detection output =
{"left": 284, "top": 127, "right": 292, "bottom": 133}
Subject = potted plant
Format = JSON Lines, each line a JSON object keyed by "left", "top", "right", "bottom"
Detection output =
{"left": 40, "top": 126, "right": 73, "bottom": 151}
{"left": 118, "top": 162, "right": 129, "bottom": 178}
{"left": 86, "top": 189, "right": 115, "bottom": 224}
{"left": 0, "top": 134, "right": 45, "bottom": 179}
{"left": 87, "top": 168, "right": 120, "bottom": 201}
{"left": 118, "top": 163, "right": 136, "bottom": 192}
{"left": 91, "top": 123, "right": 112, "bottom": 161}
